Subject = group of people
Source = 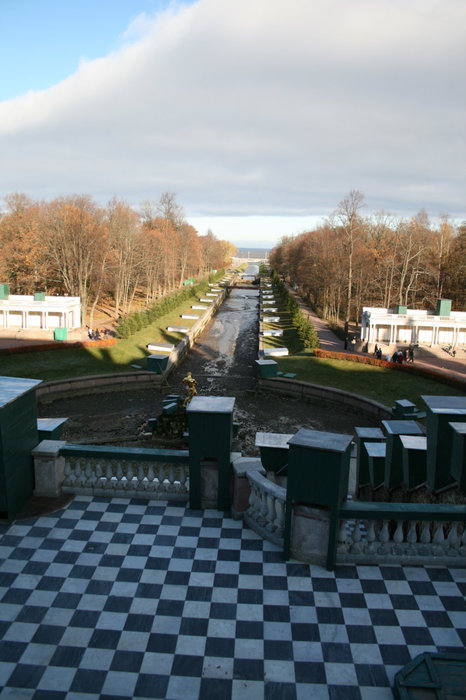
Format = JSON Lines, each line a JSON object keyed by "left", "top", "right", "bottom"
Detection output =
{"left": 373, "top": 344, "right": 415, "bottom": 364}
{"left": 87, "top": 327, "right": 107, "bottom": 340}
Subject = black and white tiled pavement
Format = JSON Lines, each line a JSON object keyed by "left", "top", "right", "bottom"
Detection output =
{"left": 0, "top": 497, "right": 465, "bottom": 699}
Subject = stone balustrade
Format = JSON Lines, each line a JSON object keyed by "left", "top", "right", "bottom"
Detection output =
{"left": 337, "top": 501, "right": 466, "bottom": 567}
{"left": 244, "top": 470, "right": 286, "bottom": 547}
{"left": 60, "top": 445, "right": 190, "bottom": 500}
{"left": 239, "top": 458, "right": 466, "bottom": 568}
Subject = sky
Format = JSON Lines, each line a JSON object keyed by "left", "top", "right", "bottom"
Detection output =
{"left": 0, "top": 0, "right": 465, "bottom": 248}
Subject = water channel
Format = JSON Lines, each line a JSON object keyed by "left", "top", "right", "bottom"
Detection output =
{"left": 41, "top": 277, "right": 378, "bottom": 453}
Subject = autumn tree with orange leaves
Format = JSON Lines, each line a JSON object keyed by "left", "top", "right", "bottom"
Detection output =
{"left": 0, "top": 191, "right": 237, "bottom": 324}
{"left": 269, "top": 192, "right": 466, "bottom": 324}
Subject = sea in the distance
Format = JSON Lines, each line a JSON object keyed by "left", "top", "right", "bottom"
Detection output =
{"left": 235, "top": 247, "right": 269, "bottom": 259}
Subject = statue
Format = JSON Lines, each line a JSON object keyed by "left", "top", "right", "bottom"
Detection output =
{"left": 182, "top": 371, "right": 198, "bottom": 407}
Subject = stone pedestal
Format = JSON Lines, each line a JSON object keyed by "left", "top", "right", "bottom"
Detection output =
{"left": 32, "top": 440, "right": 66, "bottom": 497}
{"left": 187, "top": 396, "right": 235, "bottom": 510}
{"left": 401, "top": 435, "right": 427, "bottom": 491}
{"left": 354, "top": 427, "right": 385, "bottom": 489}
{"left": 382, "top": 420, "right": 423, "bottom": 489}
{"left": 291, "top": 504, "right": 330, "bottom": 566}
{"left": 422, "top": 395, "right": 466, "bottom": 492}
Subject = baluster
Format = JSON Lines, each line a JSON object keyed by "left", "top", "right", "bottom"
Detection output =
{"left": 106, "top": 460, "right": 115, "bottom": 491}
{"left": 275, "top": 499, "right": 285, "bottom": 538}
{"left": 95, "top": 461, "right": 104, "bottom": 489}
{"left": 337, "top": 519, "right": 348, "bottom": 551}
{"left": 393, "top": 520, "right": 404, "bottom": 554}
{"left": 247, "top": 483, "right": 256, "bottom": 513}
{"left": 377, "top": 520, "right": 390, "bottom": 554}
{"left": 116, "top": 460, "right": 124, "bottom": 492}
{"left": 259, "top": 491, "right": 268, "bottom": 526}
{"left": 158, "top": 464, "right": 166, "bottom": 492}
{"left": 406, "top": 521, "right": 418, "bottom": 554}
{"left": 419, "top": 521, "right": 431, "bottom": 555}
{"left": 431, "top": 522, "right": 445, "bottom": 556}
{"left": 253, "top": 489, "right": 263, "bottom": 524}
{"left": 74, "top": 458, "right": 83, "bottom": 487}
{"left": 137, "top": 463, "right": 146, "bottom": 491}
{"left": 447, "top": 523, "right": 459, "bottom": 556}
{"left": 146, "top": 463, "right": 156, "bottom": 491}
{"left": 420, "top": 521, "right": 431, "bottom": 543}
{"left": 167, "top": 464, "right": 176, "bottom": 493}
{"left": 266, "top": 494, "right": 275, "bottom": 532}
{"left": 85, "top": 459, "right": 97, "bottom": 490}
{"left": 126, "top": 462, "right": 134, "bottom": 492}
{"left": 393, "top": 521, "right": 404, "bottom": 543}
{"left": 350, "top": 519, "right": 362, "bottom": 554}
{"left": 63, "top": 457, "right": 75, "bottom": 488}
{"left": 365, "top": 521, "right": 377, "bottom": 554}
{"left": 179, "top": 465, "right": 188, "bottom": 494}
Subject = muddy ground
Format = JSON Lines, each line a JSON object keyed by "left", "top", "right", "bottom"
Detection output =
{"left": 39, "top": 290, "right": 379, "bottom": 456}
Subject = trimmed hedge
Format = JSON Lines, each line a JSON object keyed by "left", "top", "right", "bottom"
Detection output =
{"left": 271, "top": 272, "right": 320, "bottom": 351}
{"left": 114, "top": 270, "right": 225, "bottom": 339}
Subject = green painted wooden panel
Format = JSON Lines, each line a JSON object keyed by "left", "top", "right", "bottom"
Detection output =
{"left": 0, "top": 377, "right": 41, "bottom": 522}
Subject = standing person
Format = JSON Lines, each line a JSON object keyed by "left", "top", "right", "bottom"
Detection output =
{"left": 408, "top": 345, "right": 414, "bottom": 363}
{"left": 374, "top": 343, "right": 378, "bottom": 356}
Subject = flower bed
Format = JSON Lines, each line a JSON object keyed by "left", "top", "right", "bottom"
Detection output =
{"left": 0, "top": 338, "right": 117, "bottom": 356}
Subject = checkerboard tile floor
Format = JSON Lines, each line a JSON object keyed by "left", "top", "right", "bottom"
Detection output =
{"left": 0, "top": 497, "right": 465, "bottom": 699}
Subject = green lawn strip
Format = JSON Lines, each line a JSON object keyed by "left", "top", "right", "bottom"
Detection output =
{"left": 262, "top": 308, "right": 292, "bottom": 345}
{"left": 275, "top": 352, "right": 465, "bottom": 407}
{"left": 0, "top": 297, "right": 211, "bottom": 381}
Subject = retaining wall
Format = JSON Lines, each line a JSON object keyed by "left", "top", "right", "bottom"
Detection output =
{"left": 258, "top": 377, "right": 393, "bottom": 421}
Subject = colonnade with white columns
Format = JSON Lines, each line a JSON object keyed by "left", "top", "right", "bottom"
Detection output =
{"left": 0, "top": 295, "right": 81, "bottom": 330}
{"left": 361, "top": 306, "right": 466, "bottom": 348}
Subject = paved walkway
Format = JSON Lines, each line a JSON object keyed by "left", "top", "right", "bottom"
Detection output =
{"left": 287, "top": 290, "right": 466, "bottom": 383}
{"left": 1, "top": 497, "right": 465, "bottom": 699}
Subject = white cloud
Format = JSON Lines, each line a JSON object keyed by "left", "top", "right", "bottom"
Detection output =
{"left": 0, "top": 0, "right": 465, "bottom": 241}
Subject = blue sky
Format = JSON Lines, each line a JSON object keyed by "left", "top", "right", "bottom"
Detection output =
{"left": 0, "top": 1, "right": 178, "bottom": 100}
{"left": 0, "top": 0, "right": 464, "bottom": 247}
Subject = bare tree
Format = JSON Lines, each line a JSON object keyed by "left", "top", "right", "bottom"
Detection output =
{"left": 106, "top": 198, "right": 144, "bottom": 317}
{"left": 41, "top": 195, "right": 104, "bottom": 321}
{"left": 331, "top": 190, "right": 366, "bottom": 322}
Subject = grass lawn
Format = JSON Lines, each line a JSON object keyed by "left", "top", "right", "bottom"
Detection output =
{"left": 2, "top": 286, "right": 463, "bottom": 411}
{"left": 0, "top": 295, "right": 210, "bottom": 382}
{"left": 275, "top": 351, "right": 465, "bottom": 408}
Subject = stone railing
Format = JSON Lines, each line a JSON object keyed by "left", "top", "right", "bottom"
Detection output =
{"left": 337, "top": 501, "right": 466, "bottom": 567}
{"left": 240, "top": 464, "right": 466, "bottom": 568}
{"left": 243, "top": 470, "right": 286, "bottom": 547}
{"left": 60, "top": 444, "right": 190, "bottom": 500}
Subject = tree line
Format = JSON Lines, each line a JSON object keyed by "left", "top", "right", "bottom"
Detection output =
{"left": 269, "top": 190, "right": 466, "bottom": 325}
{"left": 0, "top": 192, "right": 237, "bottom": 325}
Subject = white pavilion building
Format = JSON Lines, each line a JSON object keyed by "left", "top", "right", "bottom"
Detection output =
{"left": 0, "top": 285, "right": 81, "bottom": 331}
{"left": 361, "top": 299, "right": 466, "bottom": 349}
